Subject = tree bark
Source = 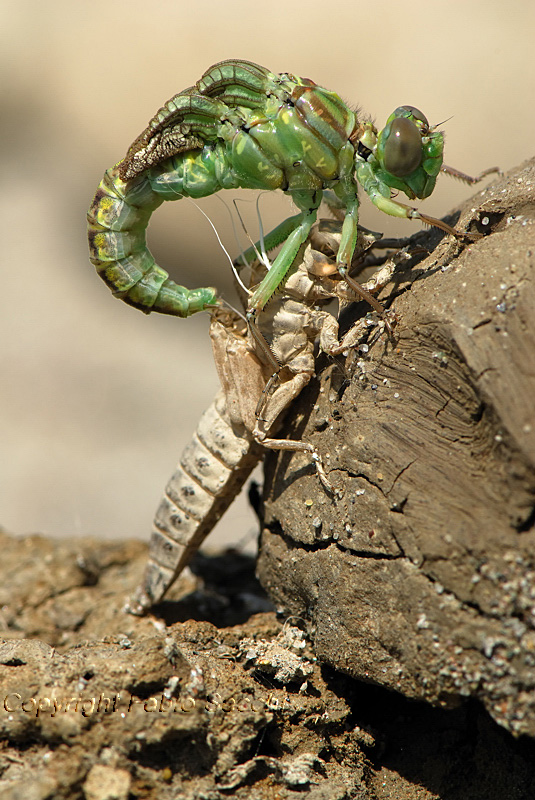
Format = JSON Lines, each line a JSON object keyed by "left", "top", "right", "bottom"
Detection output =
{"left": 257, "top": 158, "right": 535, "bottom": 737}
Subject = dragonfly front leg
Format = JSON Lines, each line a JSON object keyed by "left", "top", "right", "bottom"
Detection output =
{"left": 441, "top": 164, "right": 501, "bottom": 185}
{"left": 353, "top": 160, "right": 462, "bottom": 239}
{"left": 372, "top": 193, "right": 462, "bottom": 238}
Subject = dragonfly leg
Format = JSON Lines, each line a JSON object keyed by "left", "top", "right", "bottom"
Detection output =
{"left": 253, "top": 370, "right": 334, "bottom": 494}
{"left": 248, "top": 193, "right": 321, "bottom": 311}
{"left": 441, "top": 164, "right": 502, "bottom": 185}
{"left": 237, "top": 213, "right": 305, "bottom": 267}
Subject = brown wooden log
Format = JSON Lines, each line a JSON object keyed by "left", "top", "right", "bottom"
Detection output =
{"left": 257, "top": 158, "right": 535, "bottom": 737}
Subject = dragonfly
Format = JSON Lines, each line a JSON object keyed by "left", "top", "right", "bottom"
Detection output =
{"left": 87, "top": 58, "right": 499, "bottom": 320}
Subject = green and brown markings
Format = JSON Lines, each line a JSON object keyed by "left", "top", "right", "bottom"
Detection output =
{"left": 88, "top": 58, "right": 497, "bottom": 319}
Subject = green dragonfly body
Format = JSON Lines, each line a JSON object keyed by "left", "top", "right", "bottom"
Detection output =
{"left": 87, "top": 59, "right": 446, "bottom": 316}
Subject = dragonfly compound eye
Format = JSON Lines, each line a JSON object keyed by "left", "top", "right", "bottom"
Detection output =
{"left": 383, "top": 117, "right": 423, "bottom": 178}
{"left": 395, "top": 105, "right": 429, "bottom": 131}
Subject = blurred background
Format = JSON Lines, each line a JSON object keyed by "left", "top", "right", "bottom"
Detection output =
{"left": 1, "top": 0, "right": 533, "bottom": 550}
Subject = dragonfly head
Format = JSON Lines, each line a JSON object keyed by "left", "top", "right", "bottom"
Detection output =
{"left": 374, "top": 106, "right": 444, "bottom": 199}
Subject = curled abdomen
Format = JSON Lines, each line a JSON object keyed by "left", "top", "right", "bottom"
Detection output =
{"left": 87, "top": 166, "right": 217, "bottom": 316}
